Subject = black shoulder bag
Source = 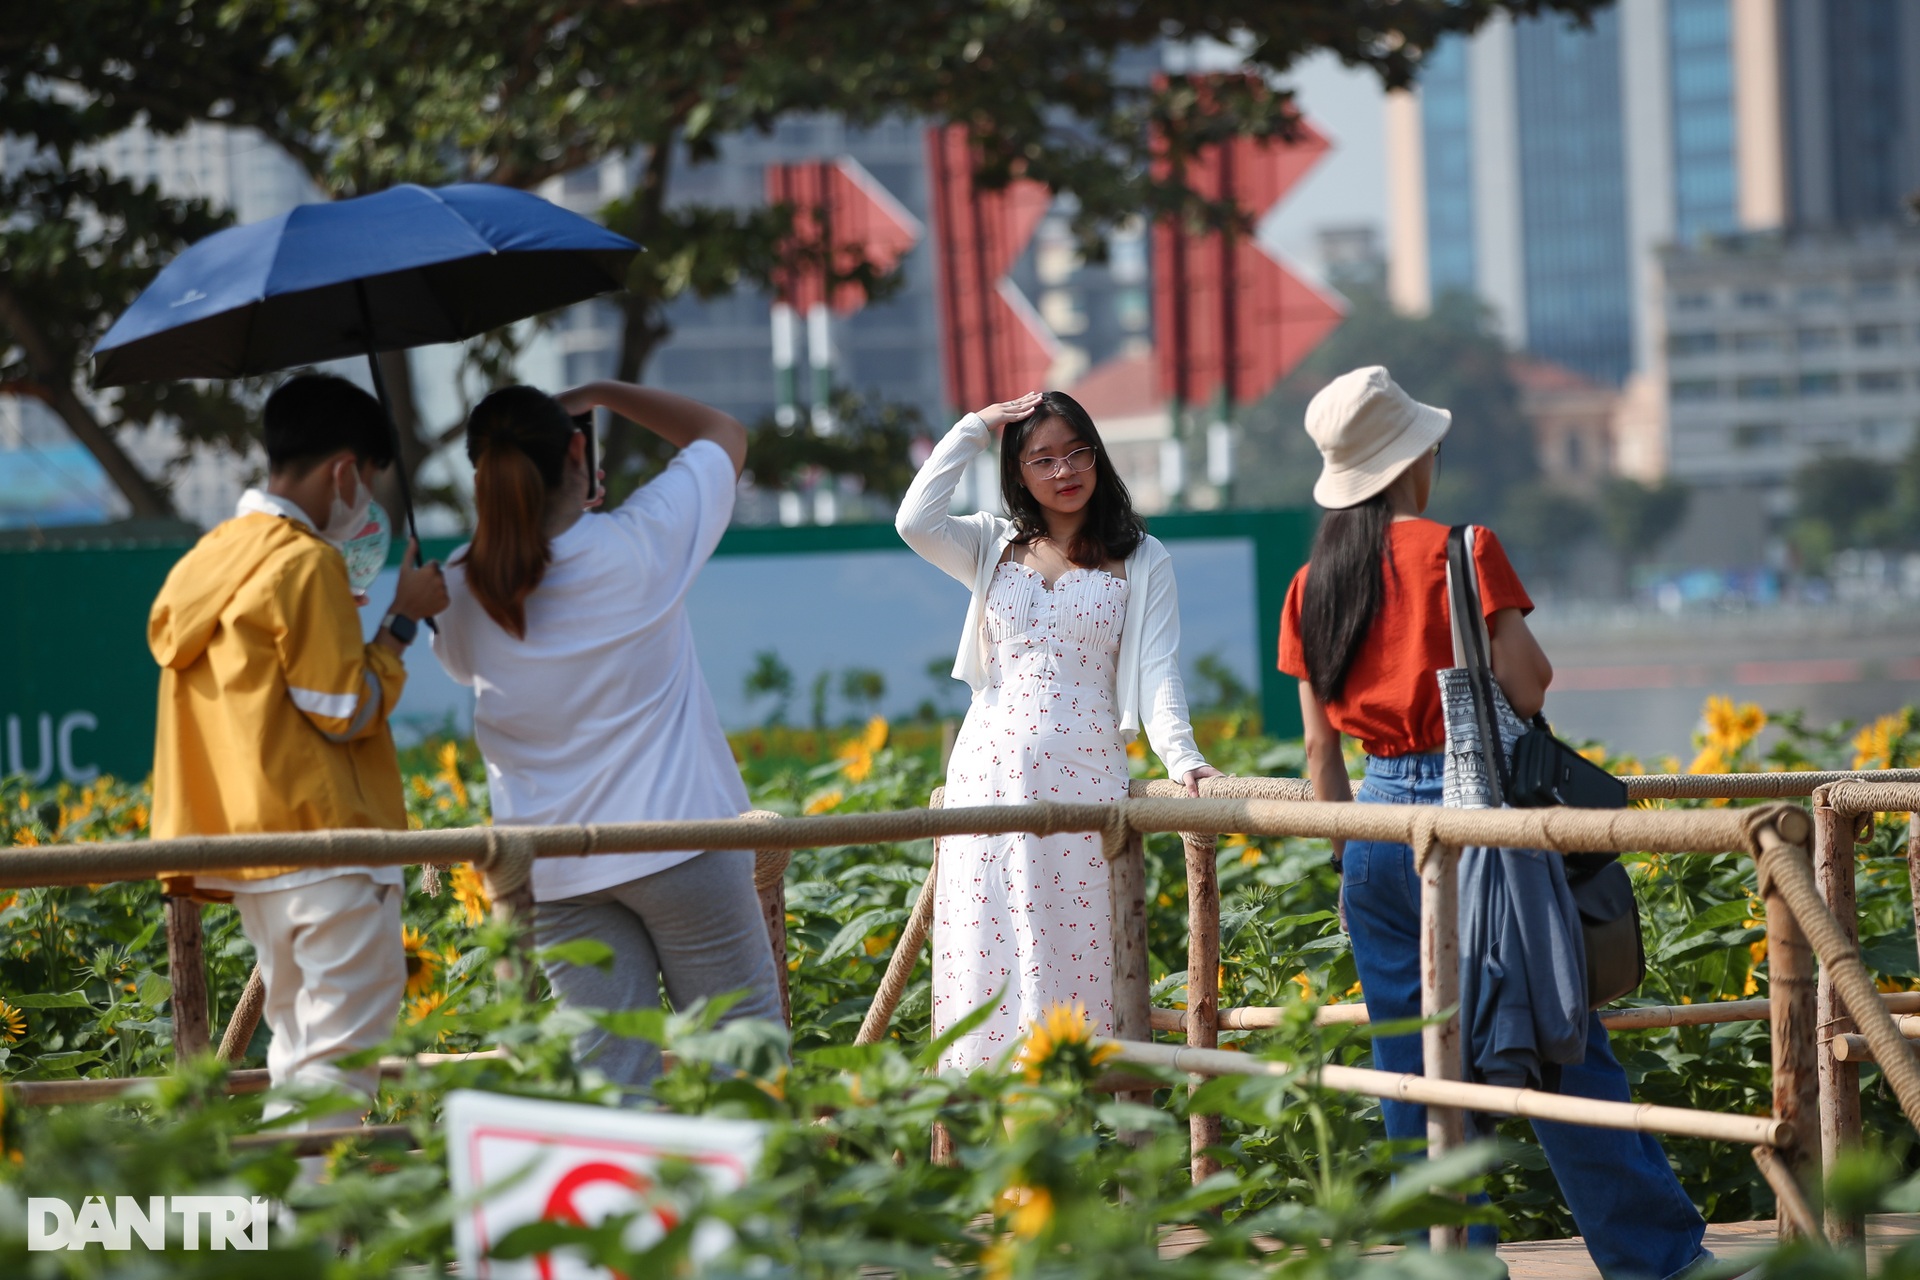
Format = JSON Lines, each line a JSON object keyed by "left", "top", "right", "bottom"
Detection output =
{"left": 1447, "top": 526, "right": 1645, "bottom": 1008}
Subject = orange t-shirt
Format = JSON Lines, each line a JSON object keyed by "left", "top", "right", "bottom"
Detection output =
{"left": 1277, "top": 520, "right": 1533, "bottom": 758}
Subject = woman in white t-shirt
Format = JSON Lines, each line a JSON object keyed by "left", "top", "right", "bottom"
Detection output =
{"left": 432, "top": 381, "right": 781, "bottom": 1088}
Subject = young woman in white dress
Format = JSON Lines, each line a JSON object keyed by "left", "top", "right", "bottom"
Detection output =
{"left": 896, "top": 390, "right": 1221, "bottom": 1071}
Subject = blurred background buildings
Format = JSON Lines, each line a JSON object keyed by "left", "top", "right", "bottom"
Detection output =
{"left": 14, "top": 0, "right": 1920, "bottom": 616}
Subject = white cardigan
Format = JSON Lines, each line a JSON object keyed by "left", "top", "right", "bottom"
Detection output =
{"left": 895, "top": 412, "right": 1209, "bottom": 781}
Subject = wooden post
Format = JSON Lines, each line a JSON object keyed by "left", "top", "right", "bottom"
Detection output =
{"left": 1813, "top": 797, "right": 1863, "bottom": 1252}
{"left": 753, "top": 848, "right": 792, "bottom": 1028}
{"left": 216, "top": 965, "right": 266, "bottom": 1063}
{"left": 164, "top": 895, "right": 210, "bottom": 1062}
{"left": 1419, "top": 840, "right": 1466, "bottom": 1252}
{"left": 1764, "top": 832, "right": 1822, "bottom": 1241}
{"left": 1109, "top": 829, "right": 1152, "bottom": 1046}
{"left": 1184, "top": 832, "right": 1222, "bottom": 1184}
{"left": 1908, "top": 812, "right": 1920, "bottom": 976}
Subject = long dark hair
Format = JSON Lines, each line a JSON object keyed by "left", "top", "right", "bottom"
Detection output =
{"left": 1299, "top": 494, "right": 1393, "bottom": 703}
{"left": 456, "top": 385, "right": 575, "bottom": 639}
{"left": 998, "top": 390, "right": 1145, "bottom": 567}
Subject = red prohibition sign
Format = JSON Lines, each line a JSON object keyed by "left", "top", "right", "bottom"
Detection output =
{"left": 534, "top": 1160, "right": 678, "bottom": 1280}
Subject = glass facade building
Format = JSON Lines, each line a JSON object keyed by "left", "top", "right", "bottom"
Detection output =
{"left": 1669, "top": 0, "right": 1739, "bottom": 244}
{"left": 1411, "top": 2, "right": 1745, "bottom": 386}
{"left": 1513, "top": 9, "right": 1634, "bottom": 384}
{"left": 1420, "top": 38, "right": 1477, "bottom": 298}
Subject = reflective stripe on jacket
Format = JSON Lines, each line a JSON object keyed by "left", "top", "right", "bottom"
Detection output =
{"left": 148, "top": 511, "right": 407, "bottom": 894}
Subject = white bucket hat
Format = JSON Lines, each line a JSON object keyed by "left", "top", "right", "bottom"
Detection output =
{"left": 1305, "top": 366, "right": 1452, "bottom": 509}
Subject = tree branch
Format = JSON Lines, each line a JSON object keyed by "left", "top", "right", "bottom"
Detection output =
{"left": 0, "top": 284, "right": 175, "bottom": 519}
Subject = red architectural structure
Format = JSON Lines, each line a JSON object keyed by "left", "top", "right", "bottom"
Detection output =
{"left": 923, "top": 123, "right": 1058, "bottom": 412}
{"left": 1152, "top": 116, "right": 1346, "bottom": 412}
{"left": 764, "top": 158, "right": 922, "bottom": 315}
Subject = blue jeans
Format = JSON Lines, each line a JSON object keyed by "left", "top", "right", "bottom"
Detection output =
{"left": 1342, "top": 753, "right": 1708, "bottom": 1279}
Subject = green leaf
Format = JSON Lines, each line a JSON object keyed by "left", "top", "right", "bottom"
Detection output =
{"left": 818, "top": 907, "right": 894, "bottom": 964}
{"left": 535, "top": 939, "right": 616, "bottom": 972}
{"left": 10, "top": 991, "right": 93, "bottom": 1009}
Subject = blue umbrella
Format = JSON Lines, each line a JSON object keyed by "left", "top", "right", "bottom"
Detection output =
{"left": 93, "top": 182, "right": 640, "bottom": 542}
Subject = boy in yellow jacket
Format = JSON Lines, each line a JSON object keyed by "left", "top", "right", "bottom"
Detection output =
{"left": 148, "top": 373, "right": 448, "bottom": 1129}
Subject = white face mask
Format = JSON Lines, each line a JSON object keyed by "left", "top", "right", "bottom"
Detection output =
{"left": 321, "top": 463, "right": 374, "bottom": 546}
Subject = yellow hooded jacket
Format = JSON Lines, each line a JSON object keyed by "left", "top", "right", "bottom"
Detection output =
{"left": 148, "top": 509, "right": 407, "bottom": 895}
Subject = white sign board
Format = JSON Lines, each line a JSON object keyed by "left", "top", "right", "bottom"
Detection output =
{"left": 446, "top": 1090, "right": 766, "bottom": 1279}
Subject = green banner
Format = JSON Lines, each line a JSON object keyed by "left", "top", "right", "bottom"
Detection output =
{"left": 2, "top": 509, "right": 1310, "bottom": 787}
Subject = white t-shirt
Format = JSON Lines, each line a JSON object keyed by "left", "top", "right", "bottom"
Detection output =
{"left": 432, "top": 440, "right": 749, "bottom": 902}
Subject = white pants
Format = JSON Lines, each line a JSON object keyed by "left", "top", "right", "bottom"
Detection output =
{"left": 233, "top": 874, "right": 405, "bottom": 1129}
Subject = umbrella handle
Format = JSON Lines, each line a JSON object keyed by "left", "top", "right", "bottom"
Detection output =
{"left": 357, "top": 284, "right": 440, "bottom": 634}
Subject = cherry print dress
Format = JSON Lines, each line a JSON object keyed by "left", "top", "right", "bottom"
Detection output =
{"left": 933, "top": 559, "right": 1132, "bottom": 1072}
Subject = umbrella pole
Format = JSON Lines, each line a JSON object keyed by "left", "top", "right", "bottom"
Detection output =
{"left": 354, "top": 281, "right": 437, "bottom": 632}
{"left": 352, "top": 282, "right": 422, "bottom": 546}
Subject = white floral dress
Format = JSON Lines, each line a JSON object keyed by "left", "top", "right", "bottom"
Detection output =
{"left": 933, "top": 559, "right": 1132, "bottom": 1072}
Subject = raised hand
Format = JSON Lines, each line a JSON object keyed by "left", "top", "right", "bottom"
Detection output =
{"left": 975, "top": 392, "right": 1044, "bottom": 434}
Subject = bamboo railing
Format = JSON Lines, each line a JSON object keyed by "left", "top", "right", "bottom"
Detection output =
{"left": 13, "top": 767, "right": 1920, "bottom": 1251}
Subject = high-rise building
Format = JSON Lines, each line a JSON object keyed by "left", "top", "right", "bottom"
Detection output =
{"left": 1655, "top": 1, "right": 1920, "bottom": 504}
{"left": 1383, "top": 0, "right": 1868, "bottom": 388}
{"left": 1779, "top": 0, "right": 1920, "bottom": 229}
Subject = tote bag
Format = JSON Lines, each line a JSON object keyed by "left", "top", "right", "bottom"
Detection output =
{"left": 1439, "top": 526, "right": 1643, "bottom": 1009}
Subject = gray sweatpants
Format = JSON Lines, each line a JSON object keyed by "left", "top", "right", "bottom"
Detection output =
{"left": 532, "top": 849, "right": 785, "bottom": 1089}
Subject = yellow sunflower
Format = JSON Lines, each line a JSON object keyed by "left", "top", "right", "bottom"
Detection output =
{"left": 1702, "top": 695, "right": 1766, "bottom": 758}
{"left": 402, "top": 926, "right": 441, "bottom": 998}
{"left": 406, "top": 991, "right": 451, "bottom": 1025}
{"left": 1853, "top": 710, "right": 1911, "bottom": 771}
{"left": 995, "top": 1183, "right": 1055, "bottom": 1239}
{"left": 450, "top": 863, "right": 492, "bottom": 926}
{"left": 1015, "top": 1001, "right": 1119, "bottom": 1082}
{"left": 0, "top": 999, "right": 26, "bottom": 1043}
{"left": 437, "top": 741, "right": 469, "bottom": 809}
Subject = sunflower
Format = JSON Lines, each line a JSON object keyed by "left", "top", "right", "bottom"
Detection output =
{"left": 1014, "top": 1001, "right": 1119, "bottom": 1082}
{"left": 437, "top": 741, "right": 469, "bottom": 809}
{"left": 994, "top": 1183, "right": 1054, "bottom": 1239}
{"left": 450, "top": 864, "right": 492, "bottom": 926}
{"left": 837, "top": 717, "right": 890, "bottom": 783}
{"left": 402, "top": 926, "right": 441, "bottom": 998}
{"left": 804, "top": 789, "right": 844, "bottom": 815}
{"left": 1702, "top": 695, "right": 1766, "bottom": 758}
{"left": 0, "top": 999, "right": 26, "bottom": 1044}
{"left": 406, "top": 991, "right": 450, "bottom": 1025}
{"left": 1853, "top": 710, "right": 1911, "bottom": 771}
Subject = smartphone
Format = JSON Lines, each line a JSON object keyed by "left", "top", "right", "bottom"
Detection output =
{"left": 572, "top": 409, "right": 600, "bottom": 503}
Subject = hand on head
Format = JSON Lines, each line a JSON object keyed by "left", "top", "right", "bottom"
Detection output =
{"left": 975, "top": 392, "right": 1044, "bottom": 434}
{"left": 392, "top": 538, "right": 450, "bottom": 620}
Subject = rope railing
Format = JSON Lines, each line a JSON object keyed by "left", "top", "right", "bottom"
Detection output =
{"left": 15, "top": 766, "right": 1920, "bottom": 1251}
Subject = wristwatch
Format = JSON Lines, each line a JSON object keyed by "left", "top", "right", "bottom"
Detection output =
{"left": 381, "top": 611, "right": 420, "bottom": 646}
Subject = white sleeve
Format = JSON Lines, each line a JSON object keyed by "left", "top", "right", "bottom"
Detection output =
{"left": 1137, "top": 555, "right": 1208, "bottom": 781}
{"left": 611, "top": 438, "right": 737, "bottom": 582}
{"left": 429, "top": 561, "right": 475, "bottom": 688}
{"left": 895, "top": 413, "right": 997, "bottom": 586}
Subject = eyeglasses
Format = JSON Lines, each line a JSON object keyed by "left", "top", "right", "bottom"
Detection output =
{"left": 1021, "top": 446, "right": 1096, "bottom": 478}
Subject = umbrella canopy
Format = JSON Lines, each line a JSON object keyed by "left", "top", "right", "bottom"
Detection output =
{"left": 93, "top": 183, "right": 639, "bottom": 386}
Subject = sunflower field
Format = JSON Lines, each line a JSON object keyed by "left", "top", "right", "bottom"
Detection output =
{"left": 1, "top": 699, "right": 1919, "bottom": 1276}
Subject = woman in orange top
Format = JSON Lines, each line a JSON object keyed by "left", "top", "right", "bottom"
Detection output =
{"left": 1279, "top": 367, "right": 1708, "bottom": 1276}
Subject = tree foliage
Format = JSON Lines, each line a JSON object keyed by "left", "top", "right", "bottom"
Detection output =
{"left": 1597, "top": 476, "right": 1690, "bottom": 565}
{"left": 1235, "top": 286, "right": 1540, "bottom": 520}
{"left": 6, "top": 0, "right": 1603, "bottom": 520}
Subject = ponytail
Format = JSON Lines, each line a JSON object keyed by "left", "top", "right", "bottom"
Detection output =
{"left": 1299, "top": 494, "right": 1392, "bottom": 704}
{"left": 463, "top": 446, "right": 551, "bottom": 638}
{"left": 455, "top": 385, "right": 576, "bottom": 640}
